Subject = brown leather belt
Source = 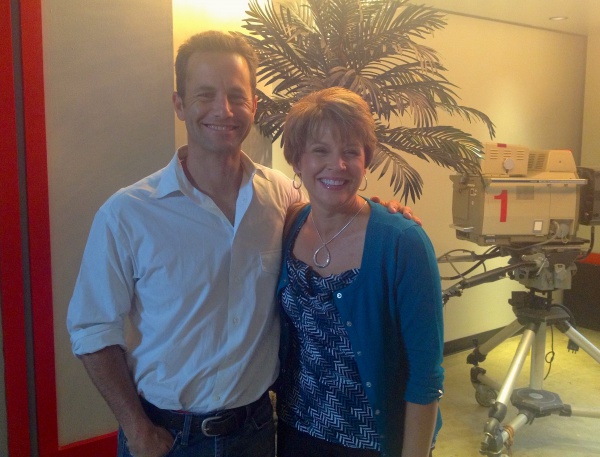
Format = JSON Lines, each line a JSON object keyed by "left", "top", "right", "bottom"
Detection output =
{"left": 140, "top": 391, "right": 270, "bottom": 437}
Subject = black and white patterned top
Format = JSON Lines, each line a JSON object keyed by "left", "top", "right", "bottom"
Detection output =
{"left": 278, "top": 243, "right": 381, "bottom": 451}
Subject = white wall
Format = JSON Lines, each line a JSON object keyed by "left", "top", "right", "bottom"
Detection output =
{"left": 43, "top": 0, "right": 175, "bottom": 445}
{"left": 582, "top": 32, "right": 600, "bottom": 168}
{"left": 272, "top": 14, "right": 588, "bottom": 341}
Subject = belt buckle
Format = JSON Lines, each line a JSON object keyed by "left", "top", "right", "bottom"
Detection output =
{"left": 201, "top": 415, "right": 223, "bottom": 437}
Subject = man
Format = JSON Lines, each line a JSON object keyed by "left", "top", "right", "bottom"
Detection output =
{"left": 67, "top": 31, "right": 414, "bottom": 457}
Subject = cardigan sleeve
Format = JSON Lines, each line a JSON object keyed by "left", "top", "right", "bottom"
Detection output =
{"left": 394, "top": 225, "right": 445, "bottom": 404}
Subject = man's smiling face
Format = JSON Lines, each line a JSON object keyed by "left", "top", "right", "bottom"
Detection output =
{"left": 173, "top": 51, "right": 257, "bottom": 157}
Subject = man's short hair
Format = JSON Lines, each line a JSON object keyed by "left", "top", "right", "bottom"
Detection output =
{"left": 175, "top": 31, "right": 258, "bottom": 99}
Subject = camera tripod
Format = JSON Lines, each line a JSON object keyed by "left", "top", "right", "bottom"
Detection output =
{"left": 466, "top": 288, "right": 600, "bottom": 456}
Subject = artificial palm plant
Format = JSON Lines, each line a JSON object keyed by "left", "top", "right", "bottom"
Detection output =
{"left": 240, "top": 0, "right": 495, "bottom": 202}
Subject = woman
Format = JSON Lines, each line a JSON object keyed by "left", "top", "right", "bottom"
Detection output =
{"left": 276, "top": 87, "right": 444, "bottom": 457}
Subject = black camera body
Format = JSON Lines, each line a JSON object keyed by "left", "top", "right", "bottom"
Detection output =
{"left": 578, "top": 166, "right": 600, "bottom": 226}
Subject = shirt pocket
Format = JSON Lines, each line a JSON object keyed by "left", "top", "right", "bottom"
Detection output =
{"left": 260, "top": 249, "right": 282, "bottom": 275}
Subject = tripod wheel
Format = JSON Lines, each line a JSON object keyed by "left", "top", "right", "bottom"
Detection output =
{"left": 474, "top": 384, "right": 497, "bottom": 407}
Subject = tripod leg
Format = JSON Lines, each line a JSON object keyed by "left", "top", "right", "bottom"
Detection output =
{"left": 529, "top": 322, "right": 547, "bottom": 389}
{"left": 569, "top": 406, "right": 600, "bottom": 419}
{"left": 481, "top": 323, "right": 538, "bottom": 455}
{"left": 468, "top": 320, "right": 524, "bottom": 365}
{"left": 556, "top": 321, "right": 600, "bottom": 363}
{"left": 496, "top": 324, "right": 537, "bottom": 406}
{"left": 469, "top": 320, "right": 525, "bottom": 407}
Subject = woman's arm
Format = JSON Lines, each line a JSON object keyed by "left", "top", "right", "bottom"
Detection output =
{"left": 401, "top": 401, "right": 438, "bottom": 457}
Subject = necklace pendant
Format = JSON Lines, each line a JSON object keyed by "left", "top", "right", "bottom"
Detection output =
{"left": 310, "top": 200, "right": 367, "bottom": 270}
{"left": 313, "top": 244, "right": 331, "bottom": 268}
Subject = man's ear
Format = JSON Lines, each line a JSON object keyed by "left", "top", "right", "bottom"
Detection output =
{"left": 172, "top": 91, "right": 185, "bottom": 121}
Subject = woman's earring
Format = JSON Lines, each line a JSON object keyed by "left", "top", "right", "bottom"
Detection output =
{"left": 358, "top": 174, "right": 368, "bottom": 191}
{"left": 293, "top": 173, "right": 303, "bottom": 190}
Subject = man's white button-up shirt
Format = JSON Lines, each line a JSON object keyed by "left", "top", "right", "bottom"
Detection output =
{"left": 67, "top": 148, "right": 303, "bottom": 412}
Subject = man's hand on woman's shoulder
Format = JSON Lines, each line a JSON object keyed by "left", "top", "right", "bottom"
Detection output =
{"left": 370, "top": 196, "right": 423, "bottom": 226}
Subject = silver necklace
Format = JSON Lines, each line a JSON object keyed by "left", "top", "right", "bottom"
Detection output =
{"left": 311, "top": 200, "right": 367, "bottom": 268}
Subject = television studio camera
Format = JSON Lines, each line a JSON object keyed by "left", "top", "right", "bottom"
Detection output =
{"left": 440, "top": 143, "right": 600, "bottom": 456}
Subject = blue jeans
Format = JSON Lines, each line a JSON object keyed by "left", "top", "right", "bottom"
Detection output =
{"left": 117, "top": 397, "right": 276, "bottom": 457}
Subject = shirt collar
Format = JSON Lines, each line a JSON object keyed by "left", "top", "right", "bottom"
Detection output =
{"left": 151, "top": 147, "right": 187, "bottom": 199}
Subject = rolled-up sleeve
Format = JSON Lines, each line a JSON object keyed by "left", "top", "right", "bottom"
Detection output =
{"left": 67, "top": 204, "right": 135, "bottom": 355}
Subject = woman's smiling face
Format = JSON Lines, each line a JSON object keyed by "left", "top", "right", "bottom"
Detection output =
{"left": 295, "top": 122, "right": 367, "bottom": 211}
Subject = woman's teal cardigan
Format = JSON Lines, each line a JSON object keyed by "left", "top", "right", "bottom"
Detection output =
{"left": 277, "top": 200, "right": 444, "bottom": 457}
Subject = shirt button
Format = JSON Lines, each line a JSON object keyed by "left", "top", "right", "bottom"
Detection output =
{"left": 233, "top": 317, "right": 239, "bottom": 324}
{"left": 356, "top": 351, "right": 362, "bottom": 356}
{"left": 346, "top": 321, "right": 352, "bottom": 327}
{"left": 366, "top": 381, "right": 372, "bottom": 387}
{"left": 336, "top": 292, "right": 342, "bottom": 298}
{"left": 375, "top": 409, "right": 380, "bottom": 415}
{"left": 214, "top": 395, "right": 221, "bottom": 401}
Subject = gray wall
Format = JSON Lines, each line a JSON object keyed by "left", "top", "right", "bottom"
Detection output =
{"left": 42, "top": 0, "right": 175, "bottom": 445}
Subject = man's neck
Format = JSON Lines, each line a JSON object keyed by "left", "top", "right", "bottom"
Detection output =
{"left": 182, "top": 145, "right": 244, "bottom": 224}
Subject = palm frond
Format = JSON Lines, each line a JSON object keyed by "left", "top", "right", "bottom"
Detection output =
{"left": 370, "top": 143, "right": 425, "bottom": 202}
{"left": 436, "top": 104, "right": 496, "bottom": 139}
{"left": 241, "top": 0, "right": 495, "bottom": 201}
{"left": 380, "top": 125, "right": 483, "bottom": 173}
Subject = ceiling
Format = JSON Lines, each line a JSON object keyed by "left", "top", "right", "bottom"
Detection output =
{"left": 422, "top": 0, "right": 600, "bottom": 36}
